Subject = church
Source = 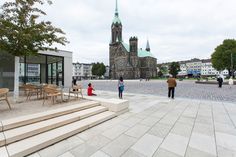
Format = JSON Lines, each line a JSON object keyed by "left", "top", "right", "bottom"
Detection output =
{"left": 109, "top": 0, "right": 157, "bottom": 79}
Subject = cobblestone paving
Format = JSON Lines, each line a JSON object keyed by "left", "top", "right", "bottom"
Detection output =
{"left": 80, "top": 80, "right": 236, "bottom": 103}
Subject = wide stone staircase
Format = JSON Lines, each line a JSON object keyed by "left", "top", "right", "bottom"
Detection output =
{"left": 0, "top": 101, "right": 116, "bottom": 157}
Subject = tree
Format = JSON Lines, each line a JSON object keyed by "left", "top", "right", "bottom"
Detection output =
{"left": 157, "top": 65, "right": 168, "bottom": 77}
{"left": 92, "top": 62, "right": 106, "bottom": 77}
{"left": 211, "top": 39, "right": 236, "bottom": 77}
{"left": 169, "top": 62, "right": 180, "bottom": 77}
{"left": 0, "top": 0, "right": 68, "bottom": 56}
{"left": 0, "top": 0, "right": 68, "bottom": 100}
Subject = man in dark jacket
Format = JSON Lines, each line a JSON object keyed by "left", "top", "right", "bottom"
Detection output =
{"left": 217, "top": 76, "right": 223, "bottom": 88}
{"left": 167, "top": 75, "right": 177, "bottom": 99}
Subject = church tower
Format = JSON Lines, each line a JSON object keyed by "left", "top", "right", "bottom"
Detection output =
{"left": 111, "top": 0, "right": 122, "bottom": 43}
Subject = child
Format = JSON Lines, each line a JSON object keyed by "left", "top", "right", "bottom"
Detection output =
{"left": 118, "top": 77, "right": 124, "bottom": 99}
{"left": 87, "top": 83, "right": 97, "bottom": 96}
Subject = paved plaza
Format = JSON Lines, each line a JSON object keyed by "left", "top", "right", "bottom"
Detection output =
{"left": 81, "top": 80, "right": 236, "bottom": 103}
{"left": 26, "top": 90, "right": 236, "bottom": 157}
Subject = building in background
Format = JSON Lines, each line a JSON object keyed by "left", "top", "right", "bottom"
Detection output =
{"left": 73, "top": 63, "right": 110, "bottom": 80}
{"left": 73, "top": 63, "right": 93, "bottom": 80}
{"left": 109, "top": 0, "right": 157, "bottom": 79}
{"left": 158, "top": 58, "right": 230, "bottom": 78}
{"left": 201, "top": 59, "right": 228, "bottom": 77}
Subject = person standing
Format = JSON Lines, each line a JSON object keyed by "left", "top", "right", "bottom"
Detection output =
{"left": 72, "top": 78, "right": 77, "bottom": 86}
{"left": 217, "top": 76, "right": 223, "bottom": 88}
{"left": 118, "top": 76, "right": 124, "bottom": 99}
{"left": 167, "top": 75, "right": 177, "bottom": 99}
{"left": 229, "top": 76, "right": 234, "bottom": 88}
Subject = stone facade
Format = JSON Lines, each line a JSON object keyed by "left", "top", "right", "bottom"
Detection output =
{"left": 109, "top": 0, "right": 157, "bottom": 79}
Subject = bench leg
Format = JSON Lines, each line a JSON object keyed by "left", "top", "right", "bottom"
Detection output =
{"left": 5, "top": 98, "right": 11, "bottom": 109}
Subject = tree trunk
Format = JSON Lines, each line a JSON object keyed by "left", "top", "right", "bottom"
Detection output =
{"left": 14, "top": 56, "right": 19, "bottom": 102}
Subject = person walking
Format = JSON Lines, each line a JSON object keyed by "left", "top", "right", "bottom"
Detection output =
{"left": 217, "top": 75, "right": 223, "bottom": 88}
{"left": 167, "top": 75, "right": 177, "bottom": 99}
{"left": 118, "top": 76, "right": 124, "bottom": 99}
{"left": 229, "top": 76, "right": 234, "bottom": 88}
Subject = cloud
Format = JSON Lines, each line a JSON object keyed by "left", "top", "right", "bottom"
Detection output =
{"left": 1, "top": 0, "right": 236, "bottom": 65}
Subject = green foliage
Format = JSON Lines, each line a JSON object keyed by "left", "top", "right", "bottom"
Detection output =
{"left": 0, "top": 0, "right": 68, "bottom": 56}
{"left": 157, "top": 70, "right": 163, "bottom": 77}
{"left": 211, "top": 39, "right": 236, "bottom": 76}
{"left": 168, "top": 62, "right": 180, "bottom": 77}
{"left": 92, "top": 62, "right": 106, "bottom": 77}
{"left": 157, "top": 65, "right": 168, "bottom": 77}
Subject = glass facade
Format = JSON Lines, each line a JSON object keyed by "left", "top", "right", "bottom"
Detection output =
{"left": 19, "top": 54, "right": 64, "bottom": 86}
{"left": 0, "top": 51, "right": 15, "bottom": 90}
{"left": 1, "top": 51, "right": 65, "bottom": 91}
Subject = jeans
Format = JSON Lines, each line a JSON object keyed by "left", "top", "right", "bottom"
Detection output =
{"left": 118, "top": 87, "right": 123, "bottom": 98}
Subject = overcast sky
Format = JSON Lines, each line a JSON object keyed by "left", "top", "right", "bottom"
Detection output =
{"left": 1, "top": 0, "right": 236, "bottom": 65}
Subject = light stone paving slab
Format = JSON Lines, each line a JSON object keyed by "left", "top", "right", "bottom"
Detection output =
{"left": 189, "top": 133, "right": 217, "bottom": 156}
{"left": 102, "top": 124, "right": 129, "bottom": 140}
{"left": 177, "top": 116, "right": 195, "bottom": 126}
{"left": 170, "top": 122, "right": 193, "bottom": 137}
{"left": 193, "top": 122, "right": 214, "bottom": 136}
{"left": 139, "top": 117, "right": 160, "bottom": 127}
{"left": 213, "top": 115, "right": 233, "bottom": 125}
{"left": 124, "top": 124, "right": 150, "bottom": 138}
{"left": 217, "top": 145, "right": 236, "bottom": 157}
{"left": 86, "top": 135, "right": 111, "bottom": 149}
{"left": 119, "top": 116, "right": 143, "bottom": 128}
{"left": 148, "top": 123, "right": 172, "bottom": 138}
{"left": 195, "top": 115, "right": 214, "bottom": 125}
{"left": 160, "top": 133, "right": 189, "bottom": 156}
{"left": 38, "top": 136, "right": 84, "bottom": 157}
{"left": 159, "top": 116, "right": 180, "bottom": 126}
{"left": 216, "top": 132, "right": 236, "bottom": 151}
{"left": 121, "top": 149, "right": 146, "bottom": 157}
{"left": 131, "top": 133, "right": 163, "bottom": 157}
{"left": 214, "top": 122, "right": 236, "bottom": 136}
{"left": 185, "top": 147, "right": 216, "bottom": 157}
{"left": 153, "top": 148, "right": 182, "bottom": 157}
{"left": 70, "top": 143, "right": 97, "bottom": 157}
{"left": 102, "top": 134, "right": 137, "bottom": 157}
{"left": 90, "top": 150, "right": 111, "bottom": 157}
{"left": 57, "top": 152, "right": 75, "bottom": 157}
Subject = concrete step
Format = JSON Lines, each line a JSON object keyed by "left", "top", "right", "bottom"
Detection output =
{"left": 1, "top": 101, "right": 99, "bottom": 131}
{"left": 3, "top": 106, "right": 108, "bottom": 145}
{"left": 6, "top": 111, "right": 116, "bottom": 157}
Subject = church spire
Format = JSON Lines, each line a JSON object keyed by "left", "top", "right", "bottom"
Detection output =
{"left": 115, "top": 0, "right": 119, "bottom": 17}
{"left": 146, "top": 40, "right": 150, "bottom": 51}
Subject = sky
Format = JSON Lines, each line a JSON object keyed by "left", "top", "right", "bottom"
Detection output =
{"left": 1, "top": 0, "right": 236, "bottom": 65}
